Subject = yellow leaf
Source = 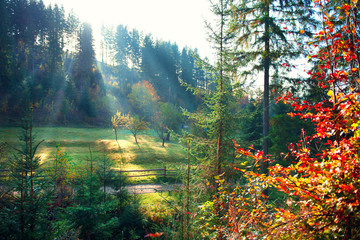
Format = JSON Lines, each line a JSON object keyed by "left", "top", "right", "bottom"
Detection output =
{"left": 300, "top": 29, "right": 305, "bottom": 34}
{"left": 327, "top": 89, "right": 333, "bottom": 97}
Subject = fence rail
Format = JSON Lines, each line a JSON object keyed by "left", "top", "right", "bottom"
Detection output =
{"left": 0, "top": 167, "right": 179, "bottom": 179}
{"left": 116, "top": 167, "right": 178, "bottom": 178}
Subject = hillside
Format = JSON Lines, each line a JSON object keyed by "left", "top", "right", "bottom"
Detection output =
{"left": 0, "top": 127, "right": 187, "bottom": 183}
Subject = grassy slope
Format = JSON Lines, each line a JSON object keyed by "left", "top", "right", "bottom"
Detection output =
{"left": 0, "top": 127, "right": 187, "bottom": 183}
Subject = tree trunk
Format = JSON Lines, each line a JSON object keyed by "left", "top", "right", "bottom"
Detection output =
{"left": 262, "top": 0, "right": 270, "bottom": 196}
{"left": 216, "top": 0, "right": 225, "bottom": 176}
{"left": 30, "top": 104, "right": 34, "bottom": 199}
{"left": 134, "top": 133, "right": 138, "bottom": 144}
{"left": 263, "top": 0, "right": 270, "bottom": 172}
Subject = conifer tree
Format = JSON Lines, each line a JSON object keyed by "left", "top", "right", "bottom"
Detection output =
{"left": 0, "top": 0, "right": 12, "bottom": 96}
{"left": 0, "top": 107, "right": 49, "bottom": 239}
{"left": 46, "top": 4, "right": 67, "bottom": 92}
{"left": 185, "top": 0, "right": 239, "bottom": 177}
{"left": 73, "top": 23, "right": 96, "bottom": 91}
{"left": 230, "top": 0, "right": 317, "bottom": 173}
{"left": 72, "top": 22, "right": 104, "bottom": 119}
{"left": 128, "top": 28, "right": 142, "bottom": 70}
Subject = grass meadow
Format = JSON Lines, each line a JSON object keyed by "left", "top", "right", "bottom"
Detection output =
{"left": 0, "top": 127, "right": 187, "bottom": 184}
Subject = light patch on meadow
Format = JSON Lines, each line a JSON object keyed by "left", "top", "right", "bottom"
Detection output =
{"left": 36, "top": 147, "right": 52, "bottom": 164}
{"left": 137, "top": 138, "right": 168, "bottom": 152}
{"left": 95, "top": 139, "right": 137, "bottom": 151}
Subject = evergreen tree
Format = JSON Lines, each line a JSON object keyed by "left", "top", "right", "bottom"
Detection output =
{"left": 0, "top": 0, "right": 12, "bottom": 97}
{"left": 114, "top": 24, "right": 130, "bottom": 68}
{"left": 207, "top": 0, "right": 238, "bottom": 175}
{"left": 46, "top": 4, "right": 67, "bottom": 92}
{"left": 0, "top": 107, "right": 50, "bottom": 239}
{"left": 238, "top": 93, "right": 263, "bottom": 150}
{"left": 140, "top": 34, "right": 155, "bottom": 82}
{"left": 72, "top": 22, "right": 104, "bottom": 119}
{"left": 230, "top": 0, "right": 317, "bottom": 173}
{"left": 179, "top": 48, "right": 198, "bottom": 111}
{"left": 185, "top": 0, "right": 239, "bottom": 177}
{"left": 268, "top": 101, "right": 314, "bottom": 166}
{"left": 100, "top": 24, "right": 115, "bottom": 64}
{"left": 128, "top": 28, "right": 142, "bottom": 70}
{"left": 73, "top": 23, "right": 96, "bottom": 91}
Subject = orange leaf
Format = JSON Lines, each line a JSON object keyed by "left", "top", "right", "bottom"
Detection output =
{"left": 145, "top": 232, "right": 163, "bottom": 238}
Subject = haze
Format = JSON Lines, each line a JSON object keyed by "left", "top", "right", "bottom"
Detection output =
{"left": 43, "top": 0, "right": 214, "bottom": 61}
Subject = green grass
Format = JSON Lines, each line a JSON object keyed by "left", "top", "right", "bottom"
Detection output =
{"left": 138, "top": 192, "right": 178, "bottom": 223}
{"left": 0, "top": 127, "right": 187, "bottom": 183}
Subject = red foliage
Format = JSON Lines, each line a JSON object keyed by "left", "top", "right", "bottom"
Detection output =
{"left": 206, "top": 0, "right": 360, "bottom": 239}
{"left": 145, "top": 232, "right": 163, "bottom": 238}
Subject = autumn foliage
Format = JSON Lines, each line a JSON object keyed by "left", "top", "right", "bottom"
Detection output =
{"left": 111, "top": 112, "right": 149, "bottom": 144}
{"left": 204, "top": 0, "right": 360, "bottom": 239}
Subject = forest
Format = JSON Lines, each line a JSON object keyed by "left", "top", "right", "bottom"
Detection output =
{"left": 0, "top": 0, "right": 359, "bottom": 239}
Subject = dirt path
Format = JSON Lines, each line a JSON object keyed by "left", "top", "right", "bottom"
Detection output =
{"left": 125, "top": 183, "right": 182, "bottom": 194}
{"left": 104, "top": 183, "right": 182, "bottom": 194}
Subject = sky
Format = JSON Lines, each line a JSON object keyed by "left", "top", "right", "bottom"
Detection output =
{"left": 42, "top": 0, "right": 215, "bottom": 62}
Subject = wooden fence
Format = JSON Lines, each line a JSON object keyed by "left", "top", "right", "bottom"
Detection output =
{"left": 0, "top": 167, "right": 178, "bottom": 179}
{"left": 116, "top": 166, "right": 178, "bottom": 178}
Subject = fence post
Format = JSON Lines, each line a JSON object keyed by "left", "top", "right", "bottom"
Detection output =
{"left": 164, "top": 166, "right": 166, "bottom": 178}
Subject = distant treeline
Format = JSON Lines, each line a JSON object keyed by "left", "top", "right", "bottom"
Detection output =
{"left": 0, "top": 0, "right": 210, "bottom": 126}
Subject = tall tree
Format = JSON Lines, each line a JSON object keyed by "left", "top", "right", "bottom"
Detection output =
{"left": 72, "top": 22, "right": 104, "bottom": 118}
{"left": 114, "top": 24, "right": 130, "bottom": 68}
{"left": 206, "top": 0, "right": 238, "bottom": 175}
{"left": 0, "top": 108, "right": 49, "bottom": 239}
{"left": 140, "top": 34, "right": 155, "bottom": 81}
{"left": 0, "top": 0, "right": 12, "bottom": 96}
{"left": 100, "top": 24, "right": 115, "bottom": 64}
{"left": 231, "top": 0, "right": 317, "bottom": 173}
{"left": 128, "top": 28, "right": 142, "bottom": 70}
{"left": 46, "top": 4, "right": 67, "bottom": 91}
{"left": 179, "top": 48, "right": 197, "bottom": 111}
{"left": 185, "top": 0, "right": 239, "bottom": 177}
{"left": 73, "top": 22, "right": 96, "bottom": 91}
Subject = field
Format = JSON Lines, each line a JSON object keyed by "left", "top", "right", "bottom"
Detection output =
{"left": 0, "top": 127, "right": 187, "bottom": 183}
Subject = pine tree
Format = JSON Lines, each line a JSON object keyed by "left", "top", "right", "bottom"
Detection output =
{"left": 185, "top": 0, "right": 239, "bottom": 177}
{"left": 205, "top": 0, "right": 238, "bottom": 175}
{"left": 114, "top": 24, "right": 130, "bottom": 69}
{"left": 0, "top": 0, "right": 12, "bottom": 96}
{"left": 179, "top": 48, "right": 197, "bottom": 111}
{"left": 71, "top": 22, "right": 104, "bottom": 119}
{"left": 46, "top": 4, "right": 67, "bottom": 92}
{"left": 73, "top": 23, "right": 96, "bottom": 91}
{"left": 230, "top": 0, "right": 317, "bottom": 173}
{"left": 0, "top": 106, "right": 49, "bottom": 239}
{"left": 238, "top": 92, "right": 263, "bottom": 150}
{"left": 128, "top": 28, "right": 142, "bottom": 70}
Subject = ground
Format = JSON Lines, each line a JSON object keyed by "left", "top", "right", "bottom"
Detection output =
{"left": 0, "top": 127, "right": 187, "bottom": 184}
